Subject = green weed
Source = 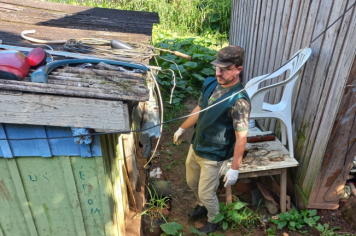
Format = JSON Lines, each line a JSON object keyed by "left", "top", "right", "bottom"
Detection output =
{"left": 213, "top": 201, "right": 262, "bottom": 232}
{"left": 267, "top": 226, "right": 276, "bottom": 236}
{"left": 139, "top": 185, "right": 169, "bottom": 222}
{"left": 316, "top": 223, "right": 341, "bottom": 236}
{"left": 166, "top": 161, "right": 176, "bottom": 171}
{"left": 270, "top": 209, "right": 320, "bottom": 232}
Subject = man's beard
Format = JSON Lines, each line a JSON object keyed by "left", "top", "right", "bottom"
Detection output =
{"left": 217, "top": 76, "right": 235, "bottom": 85}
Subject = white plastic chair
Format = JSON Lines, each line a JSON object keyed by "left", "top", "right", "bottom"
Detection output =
{"left": 245, "top": 48, "right": 312, "bottom": 158}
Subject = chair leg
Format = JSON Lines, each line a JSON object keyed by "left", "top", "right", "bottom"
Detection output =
{"left": 280, "top": 122, "right": 287, "bottom": 145}
{"left": 286, "top": 123, "right": 294, "bottom": 158}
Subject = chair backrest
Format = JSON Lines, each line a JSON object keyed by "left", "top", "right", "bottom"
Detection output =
{"left": 245, "top": 48, "right": 312, "bottom": 111}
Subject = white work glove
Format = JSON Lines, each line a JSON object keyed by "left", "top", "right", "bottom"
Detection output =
{"left": 224, "top": 169, "right": 239, "bottom": 187}
{"left": 173, "top": 127, "right": 186, "bottom": 145}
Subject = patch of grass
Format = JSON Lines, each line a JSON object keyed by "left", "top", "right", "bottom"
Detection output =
{"left": 44, "top": 0, "right": 231, "bottom": 39}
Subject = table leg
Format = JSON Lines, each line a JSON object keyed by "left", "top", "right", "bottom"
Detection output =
{"left": 226, "top": 186, "right": 232, "bottom": 204}
{"left": 280, "top": 168, "right": 287, "bottom": 213}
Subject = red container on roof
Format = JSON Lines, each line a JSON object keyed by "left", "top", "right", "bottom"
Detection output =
{"left": 0, "top": 50, "right": 30, "bottom": 80}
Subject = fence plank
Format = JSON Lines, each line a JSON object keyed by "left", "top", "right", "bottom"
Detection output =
{"left": 7, "top": 159, "right": 39, "bottom": 236}
{"left": 300, "top": 2, "right": 356, "bottom": 197}
{"left": 298, "top": 0, "right": 347, "bottom": 186}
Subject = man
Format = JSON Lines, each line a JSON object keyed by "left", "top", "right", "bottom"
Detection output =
{"left": 173, "top": 45, "right": 251, "bottom": 234}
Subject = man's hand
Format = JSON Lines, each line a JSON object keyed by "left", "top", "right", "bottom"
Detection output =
{"left": 173, "top": 127, "right": 186, "bottom": 145}
{"left": 224, "top": 169, "right": 239, "bottom": 187}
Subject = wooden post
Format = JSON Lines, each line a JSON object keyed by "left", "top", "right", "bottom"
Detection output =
{"left": 226, "top": 186, "right": 232, "bottom": 204}
{"left": 280, "top": 168, "right": 287, "bottom": 213}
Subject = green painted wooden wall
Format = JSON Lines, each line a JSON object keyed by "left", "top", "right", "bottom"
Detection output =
{"left": 0, "top": 134, "right": 129, "bottom": 236}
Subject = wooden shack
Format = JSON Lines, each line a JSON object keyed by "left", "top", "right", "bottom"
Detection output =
{"left": 230, "top": 0, "right": 356, "bottom": 209}
{"left": 0, "top": 0, "right": 159, "bottom": 235}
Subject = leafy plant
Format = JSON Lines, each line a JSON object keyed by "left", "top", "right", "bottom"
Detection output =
{"left": 160, "top": 219, "right": 185, "bottom": 236}
{"left": 151, "top": 35, "right": 223, "bottom": 110}
{"left": 267, "top": 226, "right": 276, "bottom": 236}
{"left": 270, "top": 208, "right": 320, "bottom": 232}
{"left": 316, "top": 223, "right": 341, "bottom": 236}
{"left": 139, "top": 186, "right": 169, "bottom": 224}
{"left": 213, "top": 201, "right": 262, "bottom": 232}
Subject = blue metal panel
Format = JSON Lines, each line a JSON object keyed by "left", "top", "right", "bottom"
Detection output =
{"left": 0, "top": 124, "right": 13, "bottom": 158}
{"left": 0, "top": 124, "right": 103, "bottom": 158}
{"left": 91, "top": 135, "right": 102, "bottom": 156}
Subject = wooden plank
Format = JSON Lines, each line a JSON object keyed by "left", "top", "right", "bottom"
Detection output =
{"left": 108, "top": 134, "right": 125, "bottom": 236}
{"left": 0, "top": 93, "right": 130, "bottom": 132}
{"left": 260, "top": 0, "right": 278, "bottom": 129}
{"left": 264, "top": 0, "right": 286, "bottom": 131}
{"left": 280, "top": 169, "right": 287, "bottom": 213}
{"left": 118, "top": 135, "right": 129, "bottom": 216}
{"left": 293, "top": 0, "right": 334, "bottom": 157}
{"left": 60, "top": 156, "right": 87, "bottom": 236}
{"left": 222, "top": 139, "right": 298, "bottom": 175}
{"left": 0, "top": 79, "right": 149, "bottom": 102}
{"left": 123, "top": 134, "right": 138, "bottom": 192}
{"left": 272, "top": 0, "right": 302, "bottom": 117}
{"left": 243, "top": 0, "right": 254, "bottom": 82}
{"left": 0, "top": 158, "right": 30, "bottom": 236}
{"left": 229, "top": 0, "right": 238, "bottom": 44}
{"left": 291, "top": 0, "right": 322, "bottom": 122}
{"left": 257, "top": 0, "right": 273, "bottom": 78}
{"left": 253, "top": 0, "right": 267, "bottom": 78}
{"left": 7, "top": 159, "right": 38, "bottom": 236}
{"left": 247, "top": 0, "right": 261, "bottom": 80}
{"left": 99, "top": 135, "right": 117, "bottom": 236}
{"left": 268, "top": 0, "right": 292, "bottom": 132}
{"left": 301, "top": 1, "right": 356, "bottom": 198}
{"left": 226, "top": 186, "right": 232, "bottom": 204}
{"left": 239, "top": 169, "right": 282, "bottom": 178}
{"left": 297, "top": 0, "right": 347, "bottom": 184}
{"left": 308, "top": 50, "right": 356, "bottom": 208}
{"left": 96, "top": 156, "right": 115, "bottom": 236}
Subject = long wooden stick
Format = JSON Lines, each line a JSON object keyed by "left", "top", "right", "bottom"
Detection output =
{"left": 122, "top": 163, "right": 138, "bottom": 213}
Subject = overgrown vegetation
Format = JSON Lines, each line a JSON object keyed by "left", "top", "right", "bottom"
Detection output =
{"left": 213, "top": 201, "right": 263, "bottom": 233}
{"left": 44, "top": 0, "right": 231, "bottom": 38}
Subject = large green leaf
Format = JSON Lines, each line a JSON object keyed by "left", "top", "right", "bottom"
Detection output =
{"left": 183, "top": 61, "right": 198, "bottom": 68}
{"left": 189, "top": 226, "right": 205, "bottom": 236}
{"left": 308, "top": 209, "right": 317, "bottom": 217}
{"left": 233, "top": 201, "right": 246, "bottom": 210}
{"left": 160, "top": 222, "right": 183, "bottom": 235}
{"left": 201, "top": 68, "right": 215, "bottom": 76}
{"left": 222, "top": 221, "right": 228, "bottom": 230}
{"left": 213, "top": 213, "right": 224, "bottom": 223}
{"left": 231, "top": 210, "right": 241, "bottom": 223}
{"left": 277, "top": 221, "right": 288, "bottom": 229}
{"left": 192, "top": 73, "right": 205, "bottom": 82}
{"left": 316, "top": 223, "right": 324, "bottom": 232}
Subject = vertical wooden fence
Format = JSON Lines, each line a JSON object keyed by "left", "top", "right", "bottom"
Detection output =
{"left": 230, "top": 0, "right": 356, "bottom": 208}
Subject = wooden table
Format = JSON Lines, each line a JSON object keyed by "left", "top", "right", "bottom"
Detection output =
{"left": 221, "top": 139, "right": 299, "bottom": 213}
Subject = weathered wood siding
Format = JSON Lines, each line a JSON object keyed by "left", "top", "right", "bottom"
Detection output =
{"left": 230, "top": 0, "right": 356, "bottom": 208}
{"left": 0, "top": 130, "right": 129, "bottom": 236}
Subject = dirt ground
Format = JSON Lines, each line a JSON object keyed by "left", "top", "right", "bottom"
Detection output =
{"left": 134, "top": 98, "right": 356, "bottom": 236}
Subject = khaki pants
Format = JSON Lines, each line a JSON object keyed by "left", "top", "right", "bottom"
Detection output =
{"left": 186, "top": 145, "right": 223, "bottom": 223}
